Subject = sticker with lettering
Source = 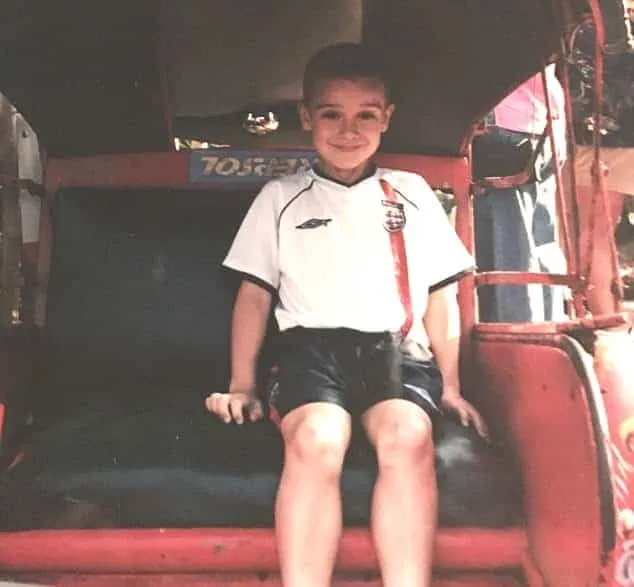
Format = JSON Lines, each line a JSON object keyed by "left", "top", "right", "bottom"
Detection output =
{"left": 616, "top": 540, "right": 634, "bottom": 586}
{"left": 190, "top": 149, "right": 319, "bottom": 185}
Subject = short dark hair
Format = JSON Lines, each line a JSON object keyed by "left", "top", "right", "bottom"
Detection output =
{"left": 302, "top": 43, "right": 392, "bottom": 104}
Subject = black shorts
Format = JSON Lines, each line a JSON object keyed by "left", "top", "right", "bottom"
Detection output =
{"left": 269, "top": 327, "right": 443, "bottom": 422}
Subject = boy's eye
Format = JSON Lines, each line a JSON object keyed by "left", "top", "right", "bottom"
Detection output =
{"left": 320, "top": 110, "right": 340, "bottom": 120}
{"left": 358, "top": 111, "right": 380, "bottom": 121}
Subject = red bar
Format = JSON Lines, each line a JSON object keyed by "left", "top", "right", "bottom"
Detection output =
{"left": 475, "top": 271, "right": 581, "bottom": 288}
{"left": 375, "top": 153, "right": 470, "bottom": 192}
{"left": 46, "top": 152, "right": 190, "bottom": 192}
{"left": 6, "top": 573, "right": 523, "bottom": 587}
{"left": 0, "top": 528, "right": 526, "bottom": 573}
{"left": 45, "top": 152, "right": 468, "bottom": 193}
{"left": 474, "top": 312, "right": 628, "bottom": 335}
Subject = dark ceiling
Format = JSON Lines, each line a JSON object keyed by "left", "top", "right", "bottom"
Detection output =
{"left": 0, "top": 0, "right": 627, "bottom": 157}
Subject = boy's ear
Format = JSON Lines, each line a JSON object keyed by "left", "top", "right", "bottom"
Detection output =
{"left": 298, "top": 102, "right": 312, "bottom": 132}
{"left": 381, "top": 104, "right": 395, "bottom": 133}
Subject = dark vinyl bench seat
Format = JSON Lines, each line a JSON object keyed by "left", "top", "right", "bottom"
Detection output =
{"left": 0, "top": 187, "right": 522, "bottom": 531}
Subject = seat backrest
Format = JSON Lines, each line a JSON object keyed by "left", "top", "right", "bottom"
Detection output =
{"left": 35, "top": 187, "right": 274, "bottom": 419}
{"left": 34, "top": 151, "right": 475, "bottom": 420}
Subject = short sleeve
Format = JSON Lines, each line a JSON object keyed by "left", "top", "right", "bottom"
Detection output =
{"left": 222, "top": 181, "right": 281, "bottom": 293}
{"left": 413, "top": 179, "right": 474, "bottom": 290}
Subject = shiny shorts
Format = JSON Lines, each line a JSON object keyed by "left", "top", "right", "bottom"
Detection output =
{"left": 269, "top": 327, "right": 443, "bottom": 422}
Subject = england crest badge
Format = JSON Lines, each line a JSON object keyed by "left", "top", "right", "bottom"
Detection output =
{"left": 382, "top": 200, "right": 406, "bottom": 232}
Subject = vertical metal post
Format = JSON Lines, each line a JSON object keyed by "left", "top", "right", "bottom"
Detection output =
{"left": 0, "top": 94, "right": 23, "bottom": 325}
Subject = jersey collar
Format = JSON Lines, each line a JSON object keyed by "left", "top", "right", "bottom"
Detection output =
{"left": 310, "top": 163, "right": 378, "bottom": 188}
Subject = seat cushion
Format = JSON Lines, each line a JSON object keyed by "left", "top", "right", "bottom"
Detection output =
{"left": 0, "top": 399, "right": 522, "bottom": 530}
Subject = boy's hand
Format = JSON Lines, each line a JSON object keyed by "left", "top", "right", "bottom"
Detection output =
{"left": 441, "top": 388, "right": 488, "bottom": 439}
{"left": 205, "top": 390, "right": 264, "bottom": 425}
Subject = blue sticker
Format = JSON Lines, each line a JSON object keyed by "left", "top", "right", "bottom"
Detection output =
{"left": 189, "top": 149, "right": 319, "bottom": 185}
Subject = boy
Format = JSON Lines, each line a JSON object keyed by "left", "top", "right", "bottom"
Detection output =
{"left": 206, "top": 43, "right": 487, "bottom": 587}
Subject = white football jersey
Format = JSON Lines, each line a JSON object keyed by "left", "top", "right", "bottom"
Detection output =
{"left": 223, "top": 167, "right": 473, "bottom": 342}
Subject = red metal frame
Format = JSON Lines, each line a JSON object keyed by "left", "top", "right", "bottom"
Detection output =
{"left": 0, "top": 528, "right": 526, "bottom": 573}
{"left": 14, "top": 147, "right": 629, "bottom": 586}
{"left": 4, "top": 574, "right": 525, "bottom": 587}
{"left": 475, "top": 272, "right": 580, "bottom": 288}
{"left": 45, "top": 151, "right": 469, "bottom": 195}
{"left": 46, "top": 152, "right": 191, "bottom": 192}
{"left": 471, "top": 329, "right": 615, "bottom": 586}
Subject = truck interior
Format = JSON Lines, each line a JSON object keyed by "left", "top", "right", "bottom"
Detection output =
{"left": 0, "top": 1, "right": 632, "bottom": 586}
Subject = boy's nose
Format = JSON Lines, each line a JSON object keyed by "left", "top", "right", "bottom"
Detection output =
{"left": 340, "top": 117, "right": 359, "bottom": 135}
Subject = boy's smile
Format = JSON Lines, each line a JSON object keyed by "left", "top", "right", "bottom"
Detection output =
{"left": 299, "top": 79, "right": 394, "bottom": 185}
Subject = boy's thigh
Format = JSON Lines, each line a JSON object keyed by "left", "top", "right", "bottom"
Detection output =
{"left": 271, "top": 329, "right": 349, "bottom": 421}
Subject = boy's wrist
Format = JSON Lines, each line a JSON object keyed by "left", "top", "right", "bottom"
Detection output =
{"left": 229, "top": 376, "right": 257, "bottom": 395}
{"left": 441, "top": 383, "right": 461, "bottom": 398}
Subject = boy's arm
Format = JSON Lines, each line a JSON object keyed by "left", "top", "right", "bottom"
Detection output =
{"left": 206, "top": 280, "right": 273, "bottom": 424}
{"left": 423, "top": 284, "right": 488, "bottom": 438}
{"left": 230, "top": 280, "right": 274, "bottom": 393}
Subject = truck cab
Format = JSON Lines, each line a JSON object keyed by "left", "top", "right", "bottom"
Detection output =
{"left": 0, "top": 1, "right": 632, "bottom": 585}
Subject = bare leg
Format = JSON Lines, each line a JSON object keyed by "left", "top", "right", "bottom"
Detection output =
{"left": 362, "top": 398, "right": 436, "bottom": 587}
{"left": 276, "top": 402, "right": 351, "bottom": 587}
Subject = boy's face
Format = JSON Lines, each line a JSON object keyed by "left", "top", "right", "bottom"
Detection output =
{"left": 299, "top": 78, "right": 394, "bottom": 183}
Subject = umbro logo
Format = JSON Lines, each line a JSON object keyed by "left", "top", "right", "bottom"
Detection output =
{"left": 296, "top": 218, "right": 332, "bottom": 229}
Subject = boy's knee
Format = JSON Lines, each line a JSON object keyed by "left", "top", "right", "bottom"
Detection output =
{"left": 284, "top": 410, "right": 350, "bottom": 475}
{"left": 373, "top": 413, "right": 433, "bottom": 469}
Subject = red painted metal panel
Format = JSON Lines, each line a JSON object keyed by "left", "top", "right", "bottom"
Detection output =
{"left": 46, "top": 152, "right": 190, "bottom": 193}
{"left": 45, "top": 151, "right": 468, "bottom": 192}
{"left": 375, "top": 153, "right": 470, "bottom": 194}
{"left": 0, "top": 528, "right": 526, "bottom": 573}
{"left": 474, "top": 314, "right": 627, "bottom": 335}
{"left": 475, "top": 271, "right": 577, "bottom": 287}
{"left": 473, "top": 331, "right": 606, "bottom": 586}
{"left": 5, "top": 573, "right": 524, "bottom": 587}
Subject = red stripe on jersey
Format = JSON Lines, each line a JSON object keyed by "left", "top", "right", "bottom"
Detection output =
{"left": 380, "top": 179, "right": 413, "bottom": 337}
